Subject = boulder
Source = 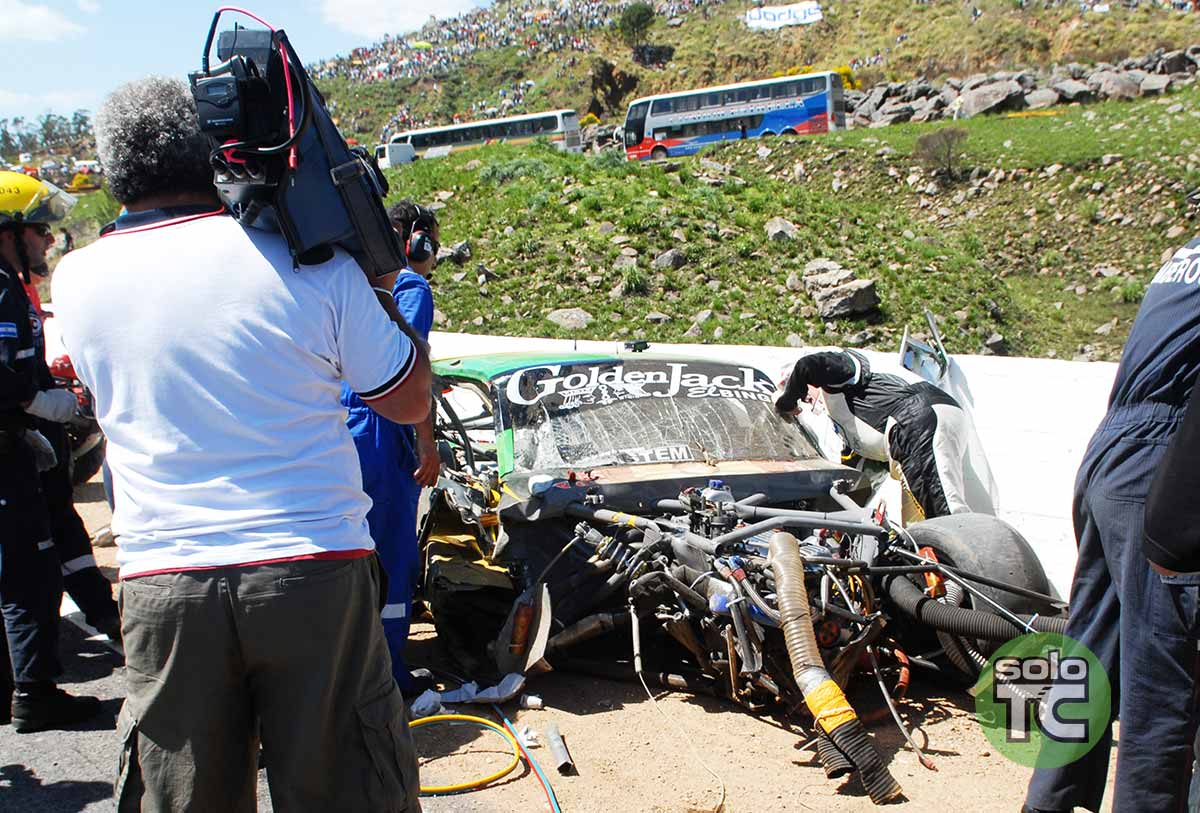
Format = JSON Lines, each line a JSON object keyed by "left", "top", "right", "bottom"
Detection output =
{"left": 652, "top": 248, "right": 687, "bottom": 270}
{"left": 645, "top": 311, "right": 671, "bottom": 323}
{"left": 1051, "top": 79, "right": 1093, "bottom": 102}
{"left": 812, "top": 279, "right": 880, "bottom": 319}
{"left": 765, "top": 216, "right": 798, "bottom": 241}
{"left": 872, "top": 100, "right": 915, "bottom": 125}
{"left": 1023, "top": 88, "right": 1059, "bottom": 110}
{"left": 804, "top": 266, "right": 855, "bottom": 294}
{"left": 693, "top": 308, "right": 714, "bottom": 324}
{"left": 1141, "top": 74, "right": 1172, "bottom": 96}
{"left": 1160, "top": 50, "right": 1192, "bottom": 75}
{"left": 547, "top": 308, "right": 594, "bottom": 330}
{"left": 613, "top": 255, "right": 638, "bottom": 270}
{"left": 1092, "top": 71, "right": 1140, "bottom": 101}
{"left": 450, "top": 240, "right": 471, "bottom": 265}
{"left": 959, "top": 80, "right": 1024, "bottom": 118}
{"left": 961, "top": 73, "right": 992, "bottom": 93}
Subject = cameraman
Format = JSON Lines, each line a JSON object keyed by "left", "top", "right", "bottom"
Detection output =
{"left": 52, "top": 77, "right": 428, "bottom": 811}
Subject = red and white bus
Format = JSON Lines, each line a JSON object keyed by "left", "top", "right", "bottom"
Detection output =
{"left": 622, "top": 71, "right": 846, "bottom": 161}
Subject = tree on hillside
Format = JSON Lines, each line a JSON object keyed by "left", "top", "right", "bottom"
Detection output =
{"left": 618, "top": 2, "right": 655, "bottom": 48}
{"left": 916, "top": 127, "right": 968, "bottom": 180}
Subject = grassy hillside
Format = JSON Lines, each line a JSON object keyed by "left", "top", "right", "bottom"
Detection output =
{"left": 59, "top": 86, "right": 1198, "bottom": 360}
{"left": 384, "top": 85, "right": 1199, "bottom": 360}
{"left": 318, "top": 0, "right": 1200, "bottom": 139}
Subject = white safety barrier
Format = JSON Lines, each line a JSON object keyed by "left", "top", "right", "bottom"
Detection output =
{"left": 431, "top": 331, "right": 1120, "bottom": 599}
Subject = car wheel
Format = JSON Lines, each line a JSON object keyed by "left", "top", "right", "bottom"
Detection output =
{"left": 651, "top": 146, "right": 668, "bottom": 160}
{"left": 781, "top": 128, "right": 797, "bottom": 136}
{"left": 900, "top": 513, "right": 1059, "bottom": 683}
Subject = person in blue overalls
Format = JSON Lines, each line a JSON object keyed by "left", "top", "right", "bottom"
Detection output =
{"left": 342, "top": 201, "right": 440, "bottom": 696}
{"left": 1023, "top": 238, "right": 1200, "bottom": 813}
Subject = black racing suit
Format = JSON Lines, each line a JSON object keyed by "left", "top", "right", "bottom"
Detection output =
{"left": 777, "top": 349, "right": 968, "bottom": 518}
{"left": 0, "top": 257, "right": 64, "bottom": 693}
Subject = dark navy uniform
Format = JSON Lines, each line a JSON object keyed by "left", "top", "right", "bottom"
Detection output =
{"left": 1026, "top": 238, "right": 1200, "bottom": 813}
{"left": 0, "top": 256, "right": 65, "bottom": 699}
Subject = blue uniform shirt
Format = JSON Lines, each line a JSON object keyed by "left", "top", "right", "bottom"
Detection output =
{"left": 1108, "top": 237, "right": 1200, "bottom": 410}
{"left": 341, "top": 269, "right": 434, "bottom": 484}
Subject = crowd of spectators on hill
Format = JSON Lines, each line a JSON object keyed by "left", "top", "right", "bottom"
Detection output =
{"left": 311, "top": 0, "right": 719, "bottom": 85}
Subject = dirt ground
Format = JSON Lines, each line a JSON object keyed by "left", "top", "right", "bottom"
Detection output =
{"left": 75, "top": 475, "right": 1117, "bottom": 813}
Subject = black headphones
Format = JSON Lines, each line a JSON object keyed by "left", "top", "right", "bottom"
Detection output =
{"left": 406, "top": 204, "right": 436, "bottom": 263}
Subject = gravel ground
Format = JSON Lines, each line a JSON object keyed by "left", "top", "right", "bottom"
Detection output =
{"left": 0, "top": 471, "right": 1118, "bottom": 813}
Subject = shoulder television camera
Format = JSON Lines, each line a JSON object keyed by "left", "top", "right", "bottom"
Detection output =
{"left": 188, "top": 8, "right": 404, "bottom": 277}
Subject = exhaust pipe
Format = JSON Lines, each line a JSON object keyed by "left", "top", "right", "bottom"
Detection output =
{"left": 769, "top": 532, "right": 902, "bottom": 805}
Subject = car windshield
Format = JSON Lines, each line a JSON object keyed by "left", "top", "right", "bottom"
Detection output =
{"left": 496, "top": 359, "right": 823, "bottom": 472}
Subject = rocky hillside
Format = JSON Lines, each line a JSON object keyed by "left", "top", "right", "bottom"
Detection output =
{"left": 318, "top": 0, "right": 1200, "bottom": 139}
{"left": 383, "top": 85, "right": 1199, "bottom": 360}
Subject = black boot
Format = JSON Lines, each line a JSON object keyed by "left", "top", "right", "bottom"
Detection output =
{"left": 12, "top": 683, "right": 101, "bottom": 733}
{"left": 0, "top": 686, "right": 10, "bottom": 726}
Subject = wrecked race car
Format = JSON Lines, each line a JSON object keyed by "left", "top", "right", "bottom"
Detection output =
{"left": 419, "top": 350, "right": 1067, "bottom": 803}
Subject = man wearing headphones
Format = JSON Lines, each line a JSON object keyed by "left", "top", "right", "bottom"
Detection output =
{"left": 342, "top": 200, "right": 439, "bottom": 696}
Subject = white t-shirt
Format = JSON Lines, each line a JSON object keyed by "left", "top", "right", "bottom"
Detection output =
{"left": 51, "top": 210, "right": 416, "bottom": 578}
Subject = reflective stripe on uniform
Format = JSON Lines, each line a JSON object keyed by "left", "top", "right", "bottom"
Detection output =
{"left": 61, "top": 553, "right": 96, "bottom": 574}
{"left": 381, "top": 603, "right": 407, "bottom": 620}
{"left": 36, "top": 539, "right": 55, "bottom": 551}
{"left": 15, "top": 347, "right": 35, "bottom": 359}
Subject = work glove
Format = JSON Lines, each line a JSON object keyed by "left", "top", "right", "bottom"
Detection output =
{"left": 20, "top": 428, "right": 57, "bottom": 472}
{"left": 25, "top": 388, "right": 79, "bottom": 423}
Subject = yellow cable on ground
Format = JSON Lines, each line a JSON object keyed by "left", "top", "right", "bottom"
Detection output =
{"left": 409, "top": 713, "right": 522, "bottom": 795}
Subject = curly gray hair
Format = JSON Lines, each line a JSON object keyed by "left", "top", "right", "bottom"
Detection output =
{"left": 95, "top": 76, "right": 213, "bottom": 205}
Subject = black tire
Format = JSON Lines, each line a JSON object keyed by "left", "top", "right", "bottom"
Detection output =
{"left": 760, "top": 131, "right": 776, "bottom": 138}
{"left": 900, "top": 514, "right": 1057, "bottom": 681}
{"left": 781, "top": 128, "right": 797, "bottom": 136}
{"left": 71, "top": 435, "right": 106, "bottom": 486}
{"left": 651, "top": 146, "right": 668, "bottom": 160}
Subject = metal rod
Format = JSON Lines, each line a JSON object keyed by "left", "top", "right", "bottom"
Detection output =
{"left": 867, "top": 646, "right": 937, "bottom": 771}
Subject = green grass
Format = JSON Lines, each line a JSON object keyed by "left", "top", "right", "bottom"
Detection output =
{"left": 383, "top": 85, "right": 1200, "bottom": 359}
{"left": 50, "top": 84, "right": 1197, "bottom": 360}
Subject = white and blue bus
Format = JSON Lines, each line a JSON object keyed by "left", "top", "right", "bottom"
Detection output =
{"left": 375, "top": 109, "right": 582, "bottom": 168}
{"left": 622, "top": 71, "right": 845, "bottom": 161}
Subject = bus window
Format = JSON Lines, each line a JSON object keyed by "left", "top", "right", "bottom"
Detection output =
{"left": 374, "top": 145, "right": 386, "bottom": 160}
{"left": 678, "top": 95, "right": 700, "bottom": 112}
{"left": 539, "top": 115, "right": 557, "bottom": 132}
{"left": 706, "top": 92, "right": 721, "bottom": 108}
{"left": 651, "top": 98, "right": 672, "bottom": 115}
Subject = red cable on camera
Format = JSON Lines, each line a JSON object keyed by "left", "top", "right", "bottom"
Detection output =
{"left": 210, "top": 7, "right": 297, "bottom": 168}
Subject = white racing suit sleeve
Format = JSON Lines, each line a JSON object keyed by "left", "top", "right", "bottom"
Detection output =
{"left": 24, "top": 388, "right": 79, "bottom": 423}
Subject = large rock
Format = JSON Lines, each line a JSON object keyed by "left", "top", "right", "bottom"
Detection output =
{"left": 547, "top": 308, "right": 594, "bottom": 330}
{"left": 1091, "top": 71, "right": 1140, "bottom": 100}
{"left": 1160, "top": 50, "right": 1192, "bottom": 75}
{"left": 961, "top": 73, "right": 992, "bottom": 93}
{"left": 765, "top": 217, "right": 798, "bottom": 241}
{"left": 812, "top": 279, "right": 880, "bottom": 319}
{"left": 1024, "top": 88, "right": 1059, "bottom": 110}
{"left": 1141, "top": 74, "right": 1172, "bottom": 95}
{"left": 872, "top": 100, "right": 915, "bottom": 125}
{"left": 803, "top": 266, "right": 855, "bottom": 295}
{"left": 652, "top": 248, "right": 688, "bottom": 270}
{"left": 1051, "top": 79, "right": 1094, "bottom": 102}
{"left": 958, "top": 80, "right": 1024, "bottom": 118}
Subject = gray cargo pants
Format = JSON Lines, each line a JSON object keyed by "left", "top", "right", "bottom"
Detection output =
{"left": 115, "top": 555, "right": 421, "bottom": 812}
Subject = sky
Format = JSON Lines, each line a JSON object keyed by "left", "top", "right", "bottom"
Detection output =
{"left": 0, "top": 0, "right": 489, "bottom": 122}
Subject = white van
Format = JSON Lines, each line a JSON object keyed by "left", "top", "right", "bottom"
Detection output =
{"left": 374, "top": 142, "right": 417, "bottom": 170}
